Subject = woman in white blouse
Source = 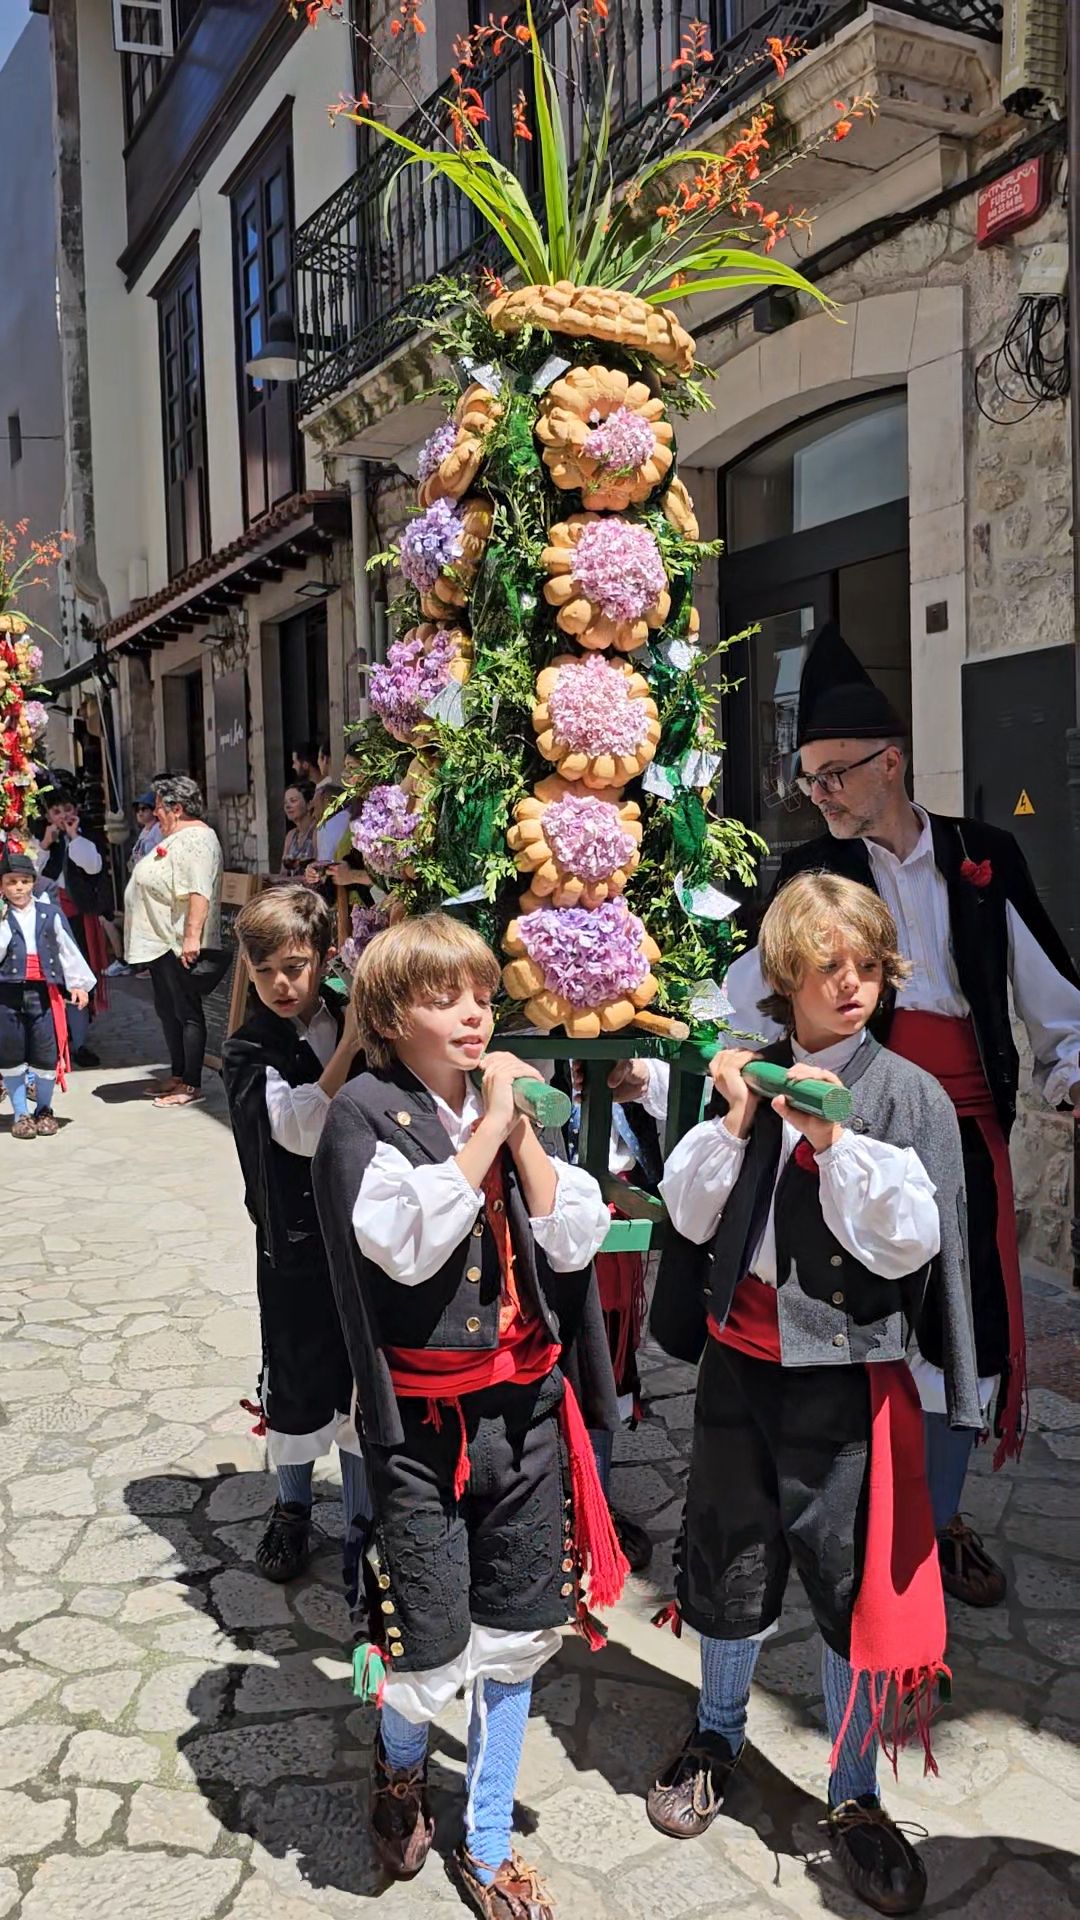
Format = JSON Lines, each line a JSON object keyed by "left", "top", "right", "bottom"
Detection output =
{"left": 124, "top": 775, "right": 224, "bottom": 1108}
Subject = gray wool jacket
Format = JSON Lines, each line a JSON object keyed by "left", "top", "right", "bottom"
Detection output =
{"left": 653, "top": 1034, "right": 984, "bottom": 1432}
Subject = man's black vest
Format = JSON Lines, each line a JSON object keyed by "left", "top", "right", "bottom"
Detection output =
{"left": 774, "top": 813, "right": 1079, "bottom": 1136}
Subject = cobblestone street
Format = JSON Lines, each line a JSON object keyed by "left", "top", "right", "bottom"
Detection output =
{"left": 1, "top": 985, "right": 1079, "bottom": 1918}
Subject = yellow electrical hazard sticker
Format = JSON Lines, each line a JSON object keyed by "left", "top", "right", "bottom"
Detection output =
{"left": 1014, "top": 790, "right": 1035, "bottom": 816}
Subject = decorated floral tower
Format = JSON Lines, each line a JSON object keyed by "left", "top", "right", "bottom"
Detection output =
{"left": 0, "top": 523, "right": 61, "bottom": 834}
{"left": 325, "top": 6, "right": 854, "bottom": 1041}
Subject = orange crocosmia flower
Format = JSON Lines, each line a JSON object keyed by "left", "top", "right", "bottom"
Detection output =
{"left": 512, "top": 89, "right": 532, "bottom": 140}
{"left": 766, "top": 35, "right": 788, "bottom": 77}
{"left": 515, "top": 23, "right": 532, "bottom": 40}
{"left": 834, "top": 121, "right": 853, "bottom": 140}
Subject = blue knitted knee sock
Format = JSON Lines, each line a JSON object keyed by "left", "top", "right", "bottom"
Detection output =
{"left": 3, "top": 1073, "right": 28, "bottom": 1119}
{"left": 380, "top": 1701, "right": 429, "bottom": 1772}
{"left": 823, "top": 1642, "right": 879, "bottom": 1805}
{"left": 697, "top": 1634, "right": 761, "bottom": 1754}
{"left": 276, "top": 1461, "right": 314, "bottom": 1510}
{"left": 465, "top": 1676, "right": 533, "bottom": 1884}
{"left": 32, "top": 1074, "right": 56, "bottom": 1115}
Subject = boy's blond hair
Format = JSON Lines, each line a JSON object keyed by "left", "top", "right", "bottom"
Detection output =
{"left": 235, "top": 885, "right": 334, "bottom": 967}
{"left": 354, "top": 912, "right": 500, "bottom": 1067}
{"left": 757, "top": 872, "right": 911, "bottom": 1031}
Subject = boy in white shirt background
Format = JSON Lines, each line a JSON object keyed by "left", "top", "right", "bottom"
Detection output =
{"left": 0, "top": 847, "right": 94, "bottom": 1137}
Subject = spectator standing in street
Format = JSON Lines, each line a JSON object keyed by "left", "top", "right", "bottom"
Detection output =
{"left": 129, "top": 790, "right": 163, "bottom": 867}
{"left": 280, "top": 781, "right": 318, "bottom": 877}
{"left": 124, "top": 774, "right": 224, "bottom": 1109}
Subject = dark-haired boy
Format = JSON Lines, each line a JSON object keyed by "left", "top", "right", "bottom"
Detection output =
{"left": 223, "top": 885, "right": 370, "bottom": 1588}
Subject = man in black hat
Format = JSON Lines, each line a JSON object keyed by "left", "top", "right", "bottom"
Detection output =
{"left": 713, "top": 623, "right": 1080, "bottom": 1606}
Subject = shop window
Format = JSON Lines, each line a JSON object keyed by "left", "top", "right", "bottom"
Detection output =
{"left": 726, "top": 392, "right": 908, "bottom": 553}
{"left": 156, "top": 241, "right": 210, "bottom": 578}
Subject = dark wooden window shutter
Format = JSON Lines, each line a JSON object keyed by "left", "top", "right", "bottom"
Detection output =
{"left": 156, "top": 239, "right": 210, "bottom": 579}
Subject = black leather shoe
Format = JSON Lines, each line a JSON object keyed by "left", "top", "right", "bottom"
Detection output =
{"left": 255, "top": 1500, "right": 311, "bottom": 1582}
{"left": 827, "top": 1796, "right": 928, "bottom": 1914}
{"left": 74, "top": 1046, "right": 100, "bottom": 1068}
{"left": 646, "top": 1725, "right": 740, "bottom": 1838}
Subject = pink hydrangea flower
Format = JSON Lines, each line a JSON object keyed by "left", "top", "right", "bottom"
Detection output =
{"left": 23, "top": 701, "right": 49, "bottom": 739}
{"left": 582, "top": 404, "right": 656, "bottom": 477}
{"left": 369, "top": 628, "right": 457, "bottom": 737}
{"left": 543, "top": 794, "right": 636, "bottom": 882}
{"left": 398, "top": 498, "right": 465, "bottom": 594}
{"left": 570, "top": 517, "right": 666, "bottom": 623}
{"left": 351, "top": 784, "right": 420, "bottom": 878}
{"left": 517, "top": 898, "right": 649, "bottom": 1009}
{"left": 547, "top": 655, "right": 650, "bottom": 759}
{"left": 416, "top": 419, "right": 458, "bottom": 483}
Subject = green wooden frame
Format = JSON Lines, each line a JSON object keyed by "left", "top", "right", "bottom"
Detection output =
{"left": 489, "top": 1032, "right": 718, "bottom": 1253}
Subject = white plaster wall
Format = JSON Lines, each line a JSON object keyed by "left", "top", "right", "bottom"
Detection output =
{"left": 78, "top": 0, "right": 358, "bottom": 621}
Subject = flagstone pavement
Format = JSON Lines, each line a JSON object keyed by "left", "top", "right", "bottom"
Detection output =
{"left": 0, "top": 981, "right": 1079, "bottom": 1919}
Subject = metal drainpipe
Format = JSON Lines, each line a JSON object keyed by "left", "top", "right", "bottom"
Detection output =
{"left": 348, "top": 457, "right": 371, "bottom": 722}
{"left": 1068, "top": 0, "right": 1080, "bottom": 1288}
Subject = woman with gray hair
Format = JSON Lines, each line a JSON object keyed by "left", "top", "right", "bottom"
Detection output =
{"left": 124, "top": 775, "right": 225, "bottom": 1107}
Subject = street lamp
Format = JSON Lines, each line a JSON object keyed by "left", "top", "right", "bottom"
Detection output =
{"left": 245, "top": 312, "right": 299, "bottom": 382}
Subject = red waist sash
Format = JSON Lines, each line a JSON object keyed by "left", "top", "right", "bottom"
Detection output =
{"left": 20, "top": 955, "right": 69, "bottom": 1091}
{"left": 708, "top": 1275, "right": 781, "bottom": 1363}
{"left": 888, "top": 1009, "right": 1025, "bottom": 1463}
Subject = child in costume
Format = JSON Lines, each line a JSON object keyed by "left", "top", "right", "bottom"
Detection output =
{"left": 313, "top": 912, "right": 623, "bottom": 1919}
{"left": 0, "top": 846, "right": 94, "bottom": 1137}
{"left": 648, "top": 873, "right": 980, "bottom": 1918}
{"left": 223, "top": 887, "right": 371, "bottom": 1593}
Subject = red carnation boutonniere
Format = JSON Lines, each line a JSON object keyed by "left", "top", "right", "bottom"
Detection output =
{"left": 793, "top": 1138, "right": 819, "bottom": 1174}
{"left": 154, "top": 843, "right": 169, "bottom": 859}
{"left": 960, "top": 857, "right": 992, "bottom": 890}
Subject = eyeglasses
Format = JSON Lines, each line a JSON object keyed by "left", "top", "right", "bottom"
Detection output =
{"left": 795, "top": 745, "right": 889, "bottom": 797}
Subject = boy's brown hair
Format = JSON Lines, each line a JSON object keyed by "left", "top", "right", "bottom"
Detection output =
{"left": 757, "top": 871, "right": 911, "bottom": 1031}
{"left": 235, "top": 885, "right": 335, "bottom": 967}
{"left": 354, "top": 911, "right": 500, "bottom": 1067}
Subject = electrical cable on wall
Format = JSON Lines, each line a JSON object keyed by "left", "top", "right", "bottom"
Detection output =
{"left": 975, "top": 294, "right": 1070, "bottom": 423}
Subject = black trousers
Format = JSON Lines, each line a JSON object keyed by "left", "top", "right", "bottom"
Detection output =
{"left": 677, "top": 1341, "right": 871, "bottom": 1660}
{"left": 149, "top": 950, "right": 207, "bottom": 1087}
{"left": 0, "top": 982, "right": 59, "bottom": 1073}
{"left": 365, "top": 1371, "right": 574, "bottom": 1672}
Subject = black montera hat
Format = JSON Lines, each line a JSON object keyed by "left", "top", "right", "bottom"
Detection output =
{"left": 0, "top": 845, "right": 37, "bottom": 878}
{"left": 796, "top": 622, "right": 903, "bottom": 748}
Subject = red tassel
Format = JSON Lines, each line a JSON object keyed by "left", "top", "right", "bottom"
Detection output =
{"left": 830, "top": 1662, "right": 949, "bottom": 1781}
{"left": 423, "top": 1398, "right": 443, "bottom": 1432}
{"left": 651, "top": 1600, "right": 683, "bottom": 1638}
{"left": 239, "top": 1397, "right": 267, "bottom": 1438}
{"left": 993, "top": 1348, "right": 1028, "bottom": 1469}
{"left": 451, "top": 1399, "right": 471, "bottom": 1502}
{"left": 575, "top": 1600, "right": 608, "bottom": 1651}
{"left": 559, "top": 1381, "right": 628, "bottom": 1614}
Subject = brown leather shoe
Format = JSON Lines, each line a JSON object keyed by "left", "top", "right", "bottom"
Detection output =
{"left": 448, "top": 1844, "right": 555, "bottom": 1918}
{"left": 646, "top": 1726, "right": 740, "bottom": 1839}
{"left": 826, "top": 1797, "right": 928, "bottom": 1914}
{"left": 11, "top": 1115, "right": 36, "bottom": 1141}
{"left": 938, "top": 1516, "right": 1006, "bottom": 1607}
{"left": 370, "top": 1733, "right": 434, "bottom": 1881}
{"left": 33, "top": 1109, "right": 59, "bottom": 1136}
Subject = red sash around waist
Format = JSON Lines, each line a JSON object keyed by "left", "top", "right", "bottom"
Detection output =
{"left": 19, "top": 955, "right": 70, "bottom": 1091}
{"left": 887, "top": 1009, "right": 1025, "bottom": 1464}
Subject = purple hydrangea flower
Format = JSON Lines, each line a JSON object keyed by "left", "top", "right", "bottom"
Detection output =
{"left": 351, "top": 784, "right": 420, "bottom": 878}
{"left": 570, "top": 517, "right": 666, "bottom": 624}
{"left": 517, "top": 898, "right": 650, "bottom": 1009}
{"left": 369, "top": 627, "right": 458, "bottom": 739}
{"left": 543, "top": 794, "right": 636, "bottom": 882}
{"left": 416, "top": 419, "right": 459, "bottom": 484}
{"left": 546, "top": 655, "right": 650, "bottom": 759}
{"left": 340, "top": 902, "right": 389, "bottom": 972}
{"left": 23, "top": 700, "right": 49, "bottom": 739}
{"left": 25, "top": 645, "right": 44, "bottom": 677}
{"left": 398, "top": 498, "right": 465, "bottom": 594}
{"left": 582, "top": 404, "right": 656, "bottom": 477}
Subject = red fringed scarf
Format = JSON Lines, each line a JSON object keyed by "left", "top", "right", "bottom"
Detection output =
{"left": 596, "top": 1245, "right": 647, "bottom": 1386}
{"left": 23, "top": 953, "right": 70, "bottom": 1092}
{"left": 385, "top": 1148, "right": 627, "bottom": 1626}
{"left": 889, "top": 1009, "right": 1026, "bottom": 1463}
{"left": 833, "top": 1361, "right": 949, "bottom": 1778}
{"left": 58, "top": 892, "right": 109, "bottom": 1012}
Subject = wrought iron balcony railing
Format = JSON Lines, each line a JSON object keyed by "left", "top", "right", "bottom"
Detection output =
{"left": 294, "top": 0, "right": 1001, "bottom": 420}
